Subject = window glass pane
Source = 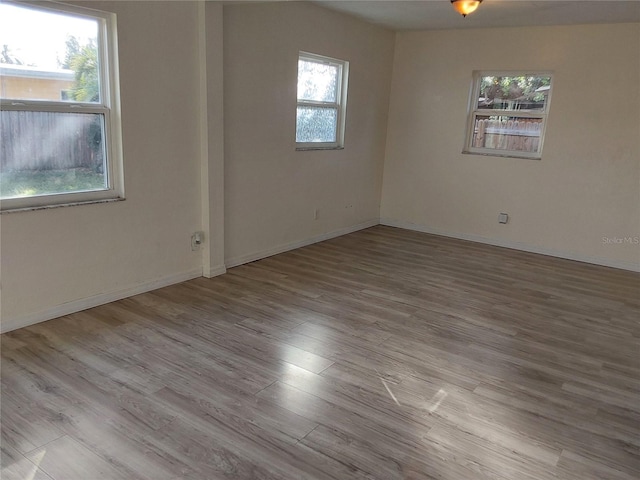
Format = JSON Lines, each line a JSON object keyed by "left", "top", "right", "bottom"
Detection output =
{"left": 297, "top": 59, "right": 338, "bottom": 102}
{"left": 471, "top": 115, "right": 543, "bottom": 153}
{"left": 477, "top": 75, "right": 551, "bottom": 112}
{"left": 296, "top": 106, "right": 338, "bottom": 143}
{"left": 0, "top": 3, "right": 101, "bottom": 103}
{"left": 0, "top": 110, "right": 107, "bottom": 199}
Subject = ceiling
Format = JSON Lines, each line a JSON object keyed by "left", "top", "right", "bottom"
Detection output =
{"left": 312, "top": 0, "right": 640, "bottom": 31}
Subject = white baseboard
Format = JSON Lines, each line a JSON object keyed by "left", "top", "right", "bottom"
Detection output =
{"left": 0, "top": 267, "right": 204, "bottom": 334}
{"left": 380, "top": 218, "right": 640, "bottom": 273}
{"left": 205, "top": 264, "right": 227, "bottom": 278}
{"left": 225, "top": 219, "right": 379, "bottom": 268}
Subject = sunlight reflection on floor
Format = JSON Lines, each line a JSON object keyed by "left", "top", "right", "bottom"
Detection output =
{"left": 380, "top": 378, "right": 401, "bottom": 407}
{"left": 27, "top": 449, "right": 47, "bottom": 480}
{"left": 427, "top": 388, "right": 448, "bottom": 413}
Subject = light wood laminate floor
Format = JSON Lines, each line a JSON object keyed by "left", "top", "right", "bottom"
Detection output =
{"left": 2, "top": 225, "right": 639, "bottom": 480}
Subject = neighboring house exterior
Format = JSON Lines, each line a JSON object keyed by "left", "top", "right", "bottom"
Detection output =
{"left": 0, "top": 64, "right": 74, "bottom": 101}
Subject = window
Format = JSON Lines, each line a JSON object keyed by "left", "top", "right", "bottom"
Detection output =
{"left": 296, "top": 52, "right": 348, "bottom": 150}
{"left": 463, "top": 71, "right": 553, "bottom": 159}
{"left": 0, "top": 1, "right": 123, "bottom": 211}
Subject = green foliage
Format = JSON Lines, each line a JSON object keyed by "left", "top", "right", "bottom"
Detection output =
{"left": 1, "top": 44, "right": 24, "bottom": 65}
{"left": 68, "top": 38, "right": 100, "bottom": 102}
{"left": 480, "top": 75, "right": 551, "bottom": 103}
{"left": 60, "top": 36, "right": 81, "bottom": 69}
{"left": 62, "top": 36, "right": 102, "bottom": 159}
{"left": 0, "top": 168, "right": 105, "bottom": 199}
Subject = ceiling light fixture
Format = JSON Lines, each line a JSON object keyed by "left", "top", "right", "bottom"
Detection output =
{"left": 451, "top": 0, "right": 483, "bottom": 17}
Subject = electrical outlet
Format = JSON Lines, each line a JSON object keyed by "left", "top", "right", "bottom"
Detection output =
{"left": 498, "top": 213, "right": 509, "bottom": 224}
{"left": 191, "top": 231, "right": 204, "bottom": 251}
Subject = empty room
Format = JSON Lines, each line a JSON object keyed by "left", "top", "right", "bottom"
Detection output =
{"left": 1, "top": 0, "right": 639, "bottom": 479}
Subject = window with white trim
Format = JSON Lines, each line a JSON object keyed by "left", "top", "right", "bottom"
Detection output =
{"left": 296, "top": 52, "right": 348, "bottom": 150}
{"left": 464, "top": 72, "right": 553, "bottom": 159}
{"left": 0, "top": 0, "right": 123, "bottom": 211}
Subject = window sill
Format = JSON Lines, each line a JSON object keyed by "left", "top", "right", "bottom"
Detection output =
{"left": 1, "top": 196, "right": 125, "bottom": 214}
{"left": 462, "top": 150, "right": 541, "bottom": 161}
{"left": 296, "top": 146, "right": 345, "bottom": 151}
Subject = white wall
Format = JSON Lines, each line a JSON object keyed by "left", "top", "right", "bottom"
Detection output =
{"left": 381, "top": 23, "right": 640, "bottom": 270}
{"left": 223, "top": 2, "right": 395, "bottom": 266}
{"left": 203, "top": 1, "right": 226, "bottom": 278}
{"left": 0, "top": 1, "right": 210, "bottom": 331}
